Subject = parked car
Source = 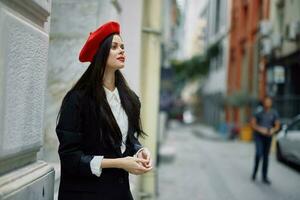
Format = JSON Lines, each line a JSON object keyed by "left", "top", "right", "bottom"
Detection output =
{"left": 276, "top": 115, "right": 300, "bottom": 166}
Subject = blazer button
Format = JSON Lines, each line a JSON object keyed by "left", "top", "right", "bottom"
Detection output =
{"left": 119, "top": 178, "right": 124, "bottom": 184}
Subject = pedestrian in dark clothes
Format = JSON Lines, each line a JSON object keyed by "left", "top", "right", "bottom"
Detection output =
{"left": 56, "top": 21, "right": 152, "bottom": 200}
{"left": 250, "top": 96, "right": 280, "bottom": 185}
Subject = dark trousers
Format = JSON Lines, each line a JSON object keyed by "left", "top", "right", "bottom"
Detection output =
{"left": 252, "top": 133, "right": 272, "bottom": 179}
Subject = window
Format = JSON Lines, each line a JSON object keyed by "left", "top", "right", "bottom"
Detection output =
{"left": 215, "top": 0, "right": 221, "bottom": 34}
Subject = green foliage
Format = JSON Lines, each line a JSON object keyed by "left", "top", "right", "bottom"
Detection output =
{"left": 171, "top": 55, "right": 209, "bottom": 84}
{"left": 170, "top": 41, "right": 221, "bottom": 84}
{"left": 169, "top": 42, "right": 221, "bottom": 97}
{"left": 208, "top": 44, "right": 219, "bottom": 59}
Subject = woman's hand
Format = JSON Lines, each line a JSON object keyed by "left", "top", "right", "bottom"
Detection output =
{"left": 120, "top": 156, "right": 152, "bottom": 175}
{"left": 137, "top": 148, "right": 152, "bottom": 169}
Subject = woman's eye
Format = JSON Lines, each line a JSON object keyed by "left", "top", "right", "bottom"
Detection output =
{"left": 111, "top": 44, "right": 124, "bottom": 50}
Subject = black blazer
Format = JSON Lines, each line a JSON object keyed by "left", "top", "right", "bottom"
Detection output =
{"left": 56, "top": 90, "right": 143, "bottom": 200}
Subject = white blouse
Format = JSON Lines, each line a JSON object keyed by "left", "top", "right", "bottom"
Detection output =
{"left": 90, "top": 86, "right": 140, "bottom": 177}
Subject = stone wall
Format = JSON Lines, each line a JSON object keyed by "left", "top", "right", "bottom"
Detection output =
{"left": 0, "top": 0, "right": 54, "bottom": 199}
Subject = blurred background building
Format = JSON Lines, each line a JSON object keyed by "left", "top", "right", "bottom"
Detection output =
{"left": 226, "top": 0, "right": 269, "bottom": 137}
{"left": 163, "top": 0, "right": 300, "bottom": 139}
{"left": 225, "top": 0, "right": 300, "bottom": 136}
{"left": 266, "top": 0, "right": 300, "bottom": 122}
{"left": 201, "top": 0, "right": 231, "bottom": 130}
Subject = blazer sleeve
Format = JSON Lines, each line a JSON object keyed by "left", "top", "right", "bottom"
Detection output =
{"left": 56, "top": 91, "right": 94, "bottom": 177}
{"left": 132, "top": 134, "right": 143, "bottom": 155}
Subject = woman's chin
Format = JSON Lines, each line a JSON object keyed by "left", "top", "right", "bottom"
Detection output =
{"left": 117, "top": 64, "right": 125, "bottom": 69}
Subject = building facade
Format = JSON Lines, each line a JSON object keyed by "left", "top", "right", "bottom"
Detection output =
{"left": 0, "top": 0, "right": 54, "bottom": 199}
{"left": 226, "top": 0, "right": 270, "bottom": 126}
{"left": 227, "top": 0, "right": 300, "bottom": 126}
{"left": 265, "top": 0, "right": 300, "bottom": 121}
{"left": 201, "top": 0, "right": 231, "bottom": 129}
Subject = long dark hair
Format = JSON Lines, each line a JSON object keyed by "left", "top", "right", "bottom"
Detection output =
{"left": 58, "top": 34, "right": 145, "bottom": 146}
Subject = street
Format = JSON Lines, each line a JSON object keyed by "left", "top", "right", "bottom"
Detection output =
{"left": 157, "top": 122, "right": 300, "bottom": 200}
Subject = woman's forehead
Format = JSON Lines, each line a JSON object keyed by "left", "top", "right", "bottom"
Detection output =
{"left": 112, "top": 35, "right": 123, "bottom": 43}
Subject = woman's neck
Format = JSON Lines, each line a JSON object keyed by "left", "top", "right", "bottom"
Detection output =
{"left": 103, "top": 68, "right": 116, "bottom": 91}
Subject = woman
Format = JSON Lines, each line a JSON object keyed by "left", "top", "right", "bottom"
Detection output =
{"left": 56, "top": 21, "right": 152, "bottom": 200}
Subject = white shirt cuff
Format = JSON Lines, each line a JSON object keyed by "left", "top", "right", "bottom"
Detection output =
{"left": 90, "top": 155, "right": 104, "bottom": 177}
{"left": 134, "top": 147, "right": 144, "bottom": 158}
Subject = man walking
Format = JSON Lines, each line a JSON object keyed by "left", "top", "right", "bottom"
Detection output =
{"left": 250, "top": 96, "right": 280, "bottom": 184}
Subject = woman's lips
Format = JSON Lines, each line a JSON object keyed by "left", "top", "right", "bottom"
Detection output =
{"left": 117, "top": 58, "right": 125, "bottom": 62}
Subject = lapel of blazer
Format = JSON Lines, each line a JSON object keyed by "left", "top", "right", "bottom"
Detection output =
{"left": 110, "top": 125, "right": 122, "bottom": 157}
{"left": 97, "top": 112, "right": 123, "bottom": 157}
{"left": 123, "top": 122, "right": 134, "bottom": 156}
{"left": 125, "top": 122, "right": 134, "bottom": 147}
{"left": 112, "top": 123, "right": 134, "bottom": 157}
{"left": 102, "top": 101, "right": 123, "bottom": 157}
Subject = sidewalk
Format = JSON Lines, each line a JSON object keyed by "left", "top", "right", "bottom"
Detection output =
{"left": 158, "top": 122, "right": 224, "bottom": 164}
{"left": 157, "top": 121, "right": 300, "bottom": 200}
{"left": 190, "top": 123, "right": 226, "bottom": 141}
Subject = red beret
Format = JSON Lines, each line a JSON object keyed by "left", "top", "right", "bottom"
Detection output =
{"left": 79, "top": 21, "right": 120, "bottom": 62}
